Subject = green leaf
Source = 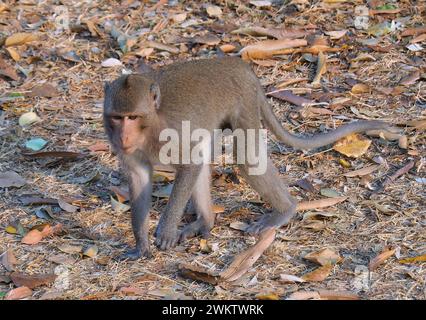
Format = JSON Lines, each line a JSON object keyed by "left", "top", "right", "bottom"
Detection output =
{"left": 25, "top": 138, "right": 47, "bottom": 151}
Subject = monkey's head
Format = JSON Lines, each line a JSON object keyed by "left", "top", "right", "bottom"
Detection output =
{"left": 103, "top": 74, "right": 161, "bottom": 155}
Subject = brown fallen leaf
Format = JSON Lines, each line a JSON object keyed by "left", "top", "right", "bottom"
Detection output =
{"left": 232, "top": 26, "right": 315, "bottom": 39}
{"left": 88, "top": 142, "right": 110, "bottom": 152}
{"left": 382, "top": 160, "right": 415, "bottom": 188}
{"left": 5, "top": 286, "right": 33, "bottom": 300}
{"left": 312, "top": 51, "right": 327, "bottom": 88}
{"left": 398, "top": 254, "right": 426, "bottom": 264}
{"left": 27, "top": 84, "right": 59, "bottom": 97}
{"left": 57, "top": 244, "right": 83, "bottom": 254}
{"left": 19, "top": 196, "right": 58, "bottom": 205}
{"left": 191, "top": 34, "right": 221, "bottom": 46}
{"left": 304, "top": 248, "right": 341, "bottom": 266}
{"left": 142, "top": 40, "right": 179, "bottom": 54}
{"left": 255, "top": 293, "right": 280, "bottom": 300}
{"left": 178, "top": 264, "right": 221, "bottom": 285}
{"left": 399, "top": 70, "right": 420, "bottom": 86}
{"left": 58, "top": 198, "right": 79, "bottom": 213}
{"left": 6, "top": 47, "right": 20, "bottom": 61}
{"left": 220, "top": 229, "right": 275, "bottom": 282}
{"left": 400, "top": 26, "right": 426, "bottom": 37}
{"left": 351, "top": 83, "right": 370, "bottom": 94}
{"left": 241, "top": 39, "right": 307, "bottom": 61}
{"left": 317, "top": 290, "right": 359, "bottom": 300}
{"left": 109, "top": 186, "right": 130, "bottom": 202}
{"left": 219, "top": 44, "right": 236, "bottom": 53}
{"left": 22, "top": 151, "right": 83, "bottom": 159}
{"left": 0, "top": 171, "right": 27, "bottom": 188}
{"left": 212, "top": 204, "right": 225, "bottom": 214}
{"left": 365, "top": 129, "right": 402, "bottom": 141}
{"left": 369, "top": 247, "right": 396, "bottom": 271}
{"left": 286, "top": 290, "right": 321, "bottom": 300}
{"left": 279, "top": 274, "right": 305, "bottom": 283}
{"left": 21, "top": 224, "right": 62, "bottom": 245}
{"left": 343, "top": 165, "right": 380, "bottom": 177}
{"left": 333, "top": 134, "right": 371, "bottom": 158}
{"left": 301, "top": 264, "right": 334, "bottom": 282}
{"left": 369, "top": 8, "right": 401, "bottom": 15}
{"left": 5, "top": 32, "right": 38, "bottom": 46}
{"left": 119, "top": 286, "right": 145, "bottom": 295}
{"left": 10, "top": 272, "right": 57, "bottom": 289}
{"left": 296, "top": 196, "right": 347, "bottom": 211}
{"left": 1, "top": 250, "right": 18, "bottom": 271}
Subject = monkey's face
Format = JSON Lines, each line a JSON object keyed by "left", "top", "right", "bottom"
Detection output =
{"left": 107, "top": 114, "right": 149, "bottom": 154}
{"left": 103, "top": 75, "right": 161, "bottom": 155}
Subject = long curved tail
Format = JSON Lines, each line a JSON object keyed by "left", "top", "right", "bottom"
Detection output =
{"left": 260, "top": 102, "right": 389, "bottom": 150}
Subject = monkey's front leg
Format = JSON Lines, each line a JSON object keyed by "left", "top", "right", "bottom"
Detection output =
{"left": 155, "top": 166, "right": 202, "bottom": 250}
{"left": 119, "top": 159, "right": 153, "bottom": 260}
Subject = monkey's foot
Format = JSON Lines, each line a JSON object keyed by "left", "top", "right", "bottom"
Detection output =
{"left": 116, "top": 246, "right": 152, "bottom": 261}
{"left": 246, "top": 211, "right": 294, "bottom": 235}
{"left": 154, "top": 229, "right": 179, "bottom": 250}
{"left": 179, "top": 219, "right": 212, "bottom": 242}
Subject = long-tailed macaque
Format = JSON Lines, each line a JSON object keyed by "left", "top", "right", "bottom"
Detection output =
{"left": 103, "top": 57, "right": 391, "bottom": 260}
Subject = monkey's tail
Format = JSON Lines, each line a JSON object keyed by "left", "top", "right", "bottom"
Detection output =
{"left": 260, "top": 102, "right": 389, "bottom": 151}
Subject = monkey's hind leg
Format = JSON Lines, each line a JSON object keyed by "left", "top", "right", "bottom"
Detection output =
{"left": 180, "top": 165, "right": 215, "bottom": 242}
{"left": 239, "top": 159, "right": 297, "bottom": 234}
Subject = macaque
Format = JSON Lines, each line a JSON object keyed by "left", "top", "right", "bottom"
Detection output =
{"left": 103, "top": 57, "right": 391, "bottom": 260}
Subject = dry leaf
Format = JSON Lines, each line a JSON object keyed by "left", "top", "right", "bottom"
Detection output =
{"left": 301, "top": 264, "right": 334, "bottom": 282}
{"left": 0, "top": 171, "right": 26, "bottom": 188}
{"left": 199, "top": 239, "right": 212, "bottom": 253}
{"left": 317, "top": 290, "right": 359, "bottom": 300}
{"left": 21, "top": 228, "right": 44, "bottom": 245}
{"left": 241, "top": 39, "right": 307, "bottom": 61}
{"left": 206, "top": 5, "right": 222, "bottom": 17}
{"left": 279, "top": 274, "right": 305, "bottom": 283}
{"left": 1, "top": 250, "right": 18, "bottom": 272}
{"left": 83, "top": 245, "right": 98, "bottom": 258}
{"left": 333, "top": 134, "right": 372, "bottom": 158}
{"left": 325, "top": 30, "right": 348, "bottom": 39}
{"left": 296, "top": 196, "right": 347, "bottom": 211}
{"left": 5, "top": 33, "right": 38, "bottom": 46}
{"left": 398, "top": 254, "right": 426, "bottom": 264}
{"left": 212, "top": 204, "right": 225, "bottom": 214}
{"left": 57, "top": 244, "right": 83, "bottom": 254}
{"left": 229, "top": 221, "right": 249, "bottom": 231}
{"left": 220, "top": 229, "right": 275, "bottom": 282}
{"left": 178, "top": 264, "right": 220, "bottom": 285}
{"left": 219, "top": 44, "right": 236, "bottom": 53}
{"left": 343, "top": 165, "right": 380, "bottom": 177}
{"left": 171, "top": 12, "right": 187, "bottom": 23}
{"left": 286, "top": 290, "right": 321, "bottom": 300}
{"left": 0, "top": 57, "right": 19, "bottom": 81}
{"left": 351, "top": 83, "right": 370, "bottom": 94}
{"left": 58, "top": 198, "right": 78, "bottom": 213}
{"left": 304, "top": 248, "right": 341, "bottom": 266}
{"left": 255, "top": 293, "right": 280, "bottom": 300}
{"left": 27, "top": 84, "right": 59, "bottom": 97}
{"left": 369, "top": 247, "right": 396, "bottom": 271}
{"left": 109, "top": 186, "right": 130, "bottom": 202}
{"left": 5, "top": 286, "right": 32, "bottom": 300}
{"left": 6, "top": 47, "right": 20, "bottom": 61}
{"left": 10, "top": 272, "right": 57, "bottom": 289}
{"left": 232, "top": 26, "right": 314, "bottom": 39}
{"left": 312, "top": 51, "right": 327, "bottom": 88}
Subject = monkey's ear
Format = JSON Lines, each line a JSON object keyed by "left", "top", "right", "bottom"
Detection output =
{"left": 104, "top": 81, "right": 111, "bottom": 93}
{"left": 150, "top": 83, "right": 161, "bottom": 110}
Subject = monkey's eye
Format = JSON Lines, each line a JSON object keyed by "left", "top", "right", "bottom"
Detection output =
{"left": 128, "top": 115, "right": 139, "bottom": 120}
{"left": 111, "top": 116, "right": 122, "bottom": 121}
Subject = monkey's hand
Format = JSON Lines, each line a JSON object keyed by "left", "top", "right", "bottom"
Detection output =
{"left": 246, "top": 209, "right": 295, "bottom": 235}
{"left": 116, "top": 245, "right": 152, "bottom": 261}
{"left": 154, "top": 223, "right": 179, "bottom": 250}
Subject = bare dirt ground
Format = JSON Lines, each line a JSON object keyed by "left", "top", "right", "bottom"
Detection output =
{"left": 0, "top": 0, "right": 425, "bottom": 300}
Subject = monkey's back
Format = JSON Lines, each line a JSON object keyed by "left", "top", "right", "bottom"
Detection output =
{"left": 157, "top": 57, "right": 263, "bottom": 131}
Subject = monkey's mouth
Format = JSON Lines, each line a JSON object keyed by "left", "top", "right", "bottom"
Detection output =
{"left": 122, "top": 146, "right": 137, "bottom": 154}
